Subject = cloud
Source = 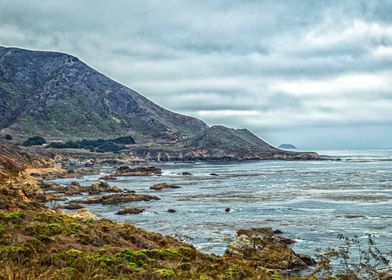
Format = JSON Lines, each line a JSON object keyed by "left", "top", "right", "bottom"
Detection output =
{"left": 0, "top": 0, "right": 391, "bottom": 148}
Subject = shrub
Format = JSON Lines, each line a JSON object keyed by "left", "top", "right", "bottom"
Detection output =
{"left": 154, "top": 268, "right": 175, "bottom": 278}
{"left": 22, "top": 136, "right": 46, "bottom": 146}
{"left": 112, "top": 136, "right": 135, "bottom": 145}
{"left": 314, "top": 233, "right": 392, "bottom": 280}
{"left": 48, "top": 136, "right": 134, "bottom": 153}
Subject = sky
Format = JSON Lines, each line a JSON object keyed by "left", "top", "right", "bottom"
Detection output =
{"left": 0, "top": 0, "right": 391, "bottom": 149}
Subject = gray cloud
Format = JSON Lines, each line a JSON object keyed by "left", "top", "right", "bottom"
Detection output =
{"left": 0, "top": 0, "right": 392, "bottom": 149}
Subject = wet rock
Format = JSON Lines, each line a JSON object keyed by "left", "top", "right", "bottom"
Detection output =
{"left": 63, "top": 203, "right": 83, "bottom": 210}
{"left": 116, "top": 207, "right": 145, "bottom": 215}
{"left": 297, "top": 254, "right": 317, "bottom": 266}
{"left": 150, "top": 183, "right": 181, "bottom": 191}
{"left": 71, "top": 193, "right": 159, "bottom": 205}
{"left": 99, "top": 175, "right": 117, "bottom": 181}
{"left": 179, "top": 172, "right": 192, "bottom": 176}
{"left": 87, "top": 180, "right": 121, "bottom": 195}
{"left": 69, "top": 181, "right": 81, "bottom": 187}
{"left": 168, "top": 209, "right": 176, "bottom": 213}
{"left": 225, "top": 228, "right": 315, "bottom": 270}
{"left": 225, "top": 208, "right": 231, "bottom": 212}
{"left": 210, "top": 173, "right": 219, "bottom": 176}
{"left": 65, "top": 182, "right": 83, "bottom": 195}
{"left": 115, "top": 165, "right": 161, "bottom": 176}
{"left": 67, "top": 208, "right": 96, "bottom": 220}
{"left": 45, "top": 194, "right": 66, "bottom": 201}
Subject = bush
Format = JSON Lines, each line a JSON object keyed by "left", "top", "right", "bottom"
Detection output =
{"left": 48, "top": 136, "right": 134, "bottom": 153}
{"left": 314, "top": 233, "right": 392, "bottom": 280}
{"left": 22, "top": 136, "right": 46, "bottom": 146}
{"left": 112, "top": 136, "right": 135, "bottom": 144}
{"left": 4, "top": 134, "right": 12, "bottom": 140}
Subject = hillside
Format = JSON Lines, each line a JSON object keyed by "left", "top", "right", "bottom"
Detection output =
{"left": 0, "top": 46, "right": 208, "bottom": 142}
{"left": 184, "top": 125, "right": 279, "bottom": 152}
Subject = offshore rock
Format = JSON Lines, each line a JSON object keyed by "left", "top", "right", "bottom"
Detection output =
{"left": 115, "top": 165, "right": 162, "bottom": 176}
{"left": 115, "top": 207, "right": 145, "bottom": 215}
{"left": 150, "top": 183, "right": 181, "bottom": 191}
{"left": 70, "top": 193, "right": 159, "bottom": 205}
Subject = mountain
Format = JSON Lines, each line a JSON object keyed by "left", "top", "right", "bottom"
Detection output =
{"left": 279, "top": 144, "right": 297, "bottom": 149}
{"left": 0, "top": 46, "right": 319, "bottom": 160}
{"left": 0, "top": 46, "right": 208, "bottom": 142}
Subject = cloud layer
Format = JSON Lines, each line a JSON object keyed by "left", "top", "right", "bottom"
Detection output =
{"left": 1, "top": 0, "right": 391, "bottom": 149}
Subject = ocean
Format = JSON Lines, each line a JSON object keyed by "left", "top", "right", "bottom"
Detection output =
{"left": 52, "top": 149, "right": 392, "bottom": 258}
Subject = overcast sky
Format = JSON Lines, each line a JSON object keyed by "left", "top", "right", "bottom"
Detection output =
{"left": 1, "top": 0, "right": 391, "bottom": 149}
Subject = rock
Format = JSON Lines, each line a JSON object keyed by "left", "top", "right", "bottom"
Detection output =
{"left": 297, "top": 254, "right": 317, "bottom": 266}
{"left": 45, "top": 194, "right": 66, "bottom": 201}
{"left": 179, "top": 172, "right": 192, "bottom": 176}
{"left": 40, "top": 182, "right": 65, "bottom": 192}
{"left": 87, "top": 180, "right": 121, "bottom": 195}
{"left": 116, "top": 208, "right": 144, "bottom": 215}
{"left": 71, "top": 193, "right": 160, "bottom": 205}
{"left": 63, "top": 203, "right": 83, "bottom": 210}
{"left": 115, "top": 165, "right": 162, "bottom": 176}
{"left": 225, "top": 208, "right": 231, "bottom": 212}
{"left": 210, "top": 173, "right": 219, "bottom": 176}
{"left": 378, "top": 272, "right": 392, "bottom": 280}
{"left": 65, "top": 184, "right": 82, "bottom": 195}
{"left": 69, "top": 181, "right": 81, "bottom": 188}
{"left": 168, "top": 209, "right": 176, "bottom": 213}
{"left": 99, "top": 175, "right": 117, "bottom": 181}
{"left": 67, "top": 208, "right": 96, "bottom": 220}
{"left": 225, "top": 228, "right": 314, "bottom": 270}
{"left": 150, "top": 183, "right": 181, "bottom": 191}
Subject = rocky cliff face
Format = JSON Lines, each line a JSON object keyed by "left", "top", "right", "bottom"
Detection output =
{"left": 0, "top": 46, "right": 208, "bottom": 142}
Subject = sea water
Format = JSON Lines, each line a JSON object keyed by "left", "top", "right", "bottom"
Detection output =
{"left": 52, "top": 149, "right": 392, "bottom": 257}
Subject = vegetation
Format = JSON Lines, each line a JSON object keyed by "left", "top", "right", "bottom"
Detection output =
{"left": 22, "top": 136, "right": 46, "bottom": 146}
{"left": 0, "top": 208, "right": 282, "bottom": 280}
{"left": 48, "top": 136, "right": 135, "bottom": 153}
{"left": 313, "top": 233, "right": 392, "bottom": 279}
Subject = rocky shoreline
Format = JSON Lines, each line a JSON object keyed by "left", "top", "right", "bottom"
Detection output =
{"left": 0, "top": 144, "right": 390, "bottom": 279}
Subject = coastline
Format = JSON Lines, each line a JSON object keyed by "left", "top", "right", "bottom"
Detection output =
{"left": 1, "top": 144, "right": 391, "bottom": 279}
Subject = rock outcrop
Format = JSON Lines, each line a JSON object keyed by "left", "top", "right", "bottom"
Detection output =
{"left": 114, "top": 165, "right": 162, "bottom": 176}
{"left": 150, "top": 183, "right": 181, "bottom": 191}
{"left": 115, "top": 207, "right": 145, "bottom": 215}
{"left": 70, "top": 193, "right": 159, "bottom": 205}
{"left": 225, "top": 228, "right": 315, "bottom": 270}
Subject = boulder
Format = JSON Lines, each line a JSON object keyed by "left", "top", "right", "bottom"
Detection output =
{"left": 67, "top": 208, "right": 96, "bottom": 220}
{"left": 115, "top": 165, "right": 161, "bottom": 176}
{"left": 45, "top": 194, "right": 66, "bottom": 201}
{"left": 115, "top": 208, "right": 144, "bottom": 215}
{"left": 87, "top": 181, "right": 121, "bottom": 195}
{"left": 65, "top": 184, "right": 82, "bottom": 195}
{"left": 225, "top": 228, "right": 315, "bottom": 270}
{"left": 63, "top": 203, "right": 83, "bottom": 210}
{"left": 150, "top": 183, "right": 181, "bottom": 191}
{"left": 179, "top": 172, "right": 192, "bottom": 176}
